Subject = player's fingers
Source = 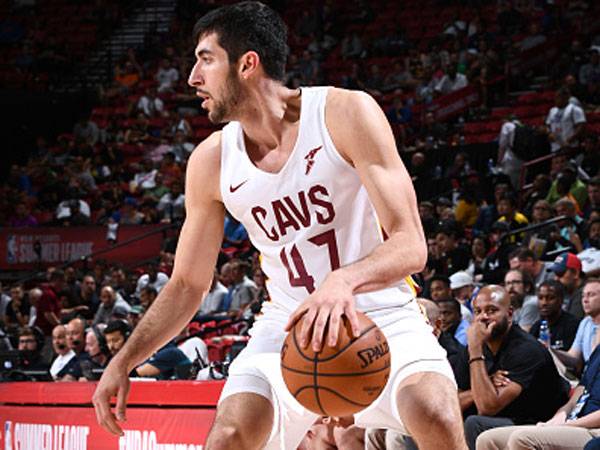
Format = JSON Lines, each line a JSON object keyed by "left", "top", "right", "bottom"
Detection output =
{"left": 116, "top": 381, "right": 130, "bottom": 422}
{"left": 327, "top": 305, "right": 344, "bottom": 347}
{"left": 298, "top": 308, "right": 317, "bottom": 348}
{"left": 284, "top": 306, "right": 308, "bottom": 332}
{"left": 343, "top": 303, "right": 361, "bottom": 337}
{"left": 93, "top": 393, "right": 122, "bottom": 436}
{"left": 311, "top": 308, "right": 331, "bottom": 352}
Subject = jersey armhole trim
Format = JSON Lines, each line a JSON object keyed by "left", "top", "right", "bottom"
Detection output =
{"left": 321, "top": 87, "right": 357, "bottom": 171}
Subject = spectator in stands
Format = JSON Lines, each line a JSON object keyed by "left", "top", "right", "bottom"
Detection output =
{"left": 475, "top": 183, "right": 511, "bottom": 235}
{"left": 73, "top": 117, "right": 99, "bottom": 146}
{"left": 63, "top": 274, "right": 98, "bottom": 322}
{"left": 435, "top": 64, "right": 468, "bottom": 95}
{"left": 155, "top": 58, "right": 180, "bottom": 93}
{"left": 504, "top": 269, "right": 539, "bottom": 332}
{"left": 577, "top": 136, "right": 600, "bottom": 182}
{"left": 585, "top": 177, "right": 600, "bottom": 219}
{"left": 139, "top": 286, "right": 157, "bottom": 311}
{"left": 133, "top": 323, "right": 207, "bottom": 379}
{"left": 223, "top": 211, "right": 249, "bottom": 253}
{"left": 55, "top": 196, "right": 91, "bottom": 225}
{"left": 8, "top": 202, "right": 38, "bottom": 227}
{"left": 16, "top": 326, "right": 48, "bottom": 372}
{"left": 136, "top": 87, "right": 165, "bottom": 117}
{"left": 49, "top": 324, "right": 74, "bottom": 380}
{"left": 169, "top": 130, "right": 195, "bottom": 162}
{"left": 517, "top": 22, "right": 547, "bottom": 52}
{"left": 554, "top": 198, "right": 585, "bottom": 252}
{"left": 438, "top": 298, "right": 469, "bottom": 346}
{"left": 5, "top": 284, "right": 31, "bottom": 329}
{"left": 433, "top": 223, "right": 471, "bottom": 276}
{"left": 551, "top": 252, "right": 585, "bottom": 319}
{"left": 509, "top": 247, "right": 554, "bottom": 289}
{"left": 57, "top": 317, "right": 89, "bottom": 381}
{"left": 467, "top": 236, "right": 490, "bottom": 282}
{"left": 545, "top": 87, "right": 587, "bottom": 153}
{"left": 127, "top": 305, "right": 144, "bottom": 329}
{"left": 198, "top": 270, "right": 228, "bottom": 316}
{"left": 35, "top": 269, "right": 64, "bottom": 336}
{"left": 136, "top": 264, "right": 169, "bottom": 297}
{"left": 530, "top": 280, "right": 580, "bottom": 351}
{"left": 497, "top": 193, "right": 528, "bottom": 242}
{"left": 82, "top": 325, "right": 109, "bottom": 380}
{"left": 156, "top": 181, "right": 185, "bottom": 223}
{"left": 218, "top": 260, "right": 257, "bottom": 315}
{"left": 586, "top": 218, "right": 600, "bottom": 250}
{"left": 458, "top": 286, "right": 569, "bottom": 449}
{"left": 385, "top": 97, "right": 412, "bottom": 125}
{"left": 93, "top": 286, "right": 131, "bottom": 326}
{"left": 119, "top": 197, "right": 144, "bottom": 225}
{"left": 104, "top": 319, "right": 131, "bottom": 357}
{"left": 130, "top": 159, "right": 158, "bottom": 193}
{"left": 580, "top": 50, "right": 600, "bottom": 87}
{"left": 429, "top": 274, "right": 471, "bottom": 322}
{"left": 547, "top": 164, "right": 589, "bottom": 209}
{"left": 497, "top": 116, "right": 522, "bottom": 190}
{"left": 478, "top": 336, "right": 600, "bottom": 448}
{"left": 449, "top": 271, "right": 475, "bottom": 317}
{"left": 555, "top": 278, "right": 600, "bottom": 375}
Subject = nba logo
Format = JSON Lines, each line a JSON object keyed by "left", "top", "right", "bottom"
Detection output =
{"left": 4, "top": 421, "right": 12, "bottom": 450}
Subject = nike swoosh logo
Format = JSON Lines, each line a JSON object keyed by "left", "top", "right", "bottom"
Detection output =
{"left": 229, "top": 180, "right": 248, "bottom": 193}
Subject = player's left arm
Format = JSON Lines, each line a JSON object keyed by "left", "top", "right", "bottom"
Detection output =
{"left": 326, "top": 88, "right": 427, "bottom": 293}
{"left": 285, "top": 89, "right": 427, "bottom": 350}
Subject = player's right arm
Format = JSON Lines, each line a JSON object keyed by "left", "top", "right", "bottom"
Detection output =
{"left": 93, "top": 132, "right": 225, "bottom": 436}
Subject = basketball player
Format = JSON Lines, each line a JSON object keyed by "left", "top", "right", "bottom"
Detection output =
{"left": 93, "top": 2, "right": 466, "bottom": 449}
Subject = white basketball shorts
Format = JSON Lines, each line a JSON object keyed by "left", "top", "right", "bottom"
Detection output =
{"left": 218, "top": 298, "right": 456, "bottom": 450}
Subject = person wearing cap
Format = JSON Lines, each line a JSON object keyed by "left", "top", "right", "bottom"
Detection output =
{"left": 551, "top": 252, "right": 585, "bottom": 319}
{"left": 128, "top": 305, "right": 145, "bottom": 329}
{"left": 449, "top": 271, "right": 475, "bottom": 322}
{"left": 92, "top": 286, "right": 132, "bottom": 326}
{"left": 554, "top": 278, "right": 600, "bottom": 375}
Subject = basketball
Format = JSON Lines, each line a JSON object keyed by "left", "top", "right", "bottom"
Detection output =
{"left": 280, "top": 311, "right": 391, "bottom": 417}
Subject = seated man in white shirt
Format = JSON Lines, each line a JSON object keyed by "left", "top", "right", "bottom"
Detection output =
{"left": 49, "top": 324, "right": 75, "bottom": 380}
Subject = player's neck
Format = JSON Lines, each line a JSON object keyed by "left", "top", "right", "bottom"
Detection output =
{"left": 237, "top": 82, "right": 301, "bottom": 151}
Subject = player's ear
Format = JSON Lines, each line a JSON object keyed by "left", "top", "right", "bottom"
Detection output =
{"left": 239, "top": 51, "right": 260, "bottom": 79}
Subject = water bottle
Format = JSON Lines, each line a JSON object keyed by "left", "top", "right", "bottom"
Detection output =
{"left": 539, "top": 320, "right": 550, "bottom": 347}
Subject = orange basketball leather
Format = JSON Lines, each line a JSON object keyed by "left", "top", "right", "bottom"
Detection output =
{"left": 280, "top": 311, "right": 391, "bottom": 417}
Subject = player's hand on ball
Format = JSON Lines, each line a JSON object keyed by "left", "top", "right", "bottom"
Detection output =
{"left": 284, "top": 272, "right": 360, "bottom": 352}
{"left": 92, "top": 360, "right": 131, "bottom": 436}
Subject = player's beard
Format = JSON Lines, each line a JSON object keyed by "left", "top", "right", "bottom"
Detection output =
{"left": 208, "top": 67, "right": 242, "bottom": 124}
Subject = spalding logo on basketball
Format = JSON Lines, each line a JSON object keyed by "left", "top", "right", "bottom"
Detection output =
{"left": 281, "top": 311, "right": 391, "bottom": 417}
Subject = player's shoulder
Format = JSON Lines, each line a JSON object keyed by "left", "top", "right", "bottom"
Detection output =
{"left": 186, "top": 131, "right": 223, "bottom": 198}
{"left": 187, "top": 131, "right": 222, "bottom": 171}
{"left": 326, "top": 87, "right": 379, "bottom": 116}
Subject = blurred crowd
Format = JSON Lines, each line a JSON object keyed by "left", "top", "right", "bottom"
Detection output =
{"left": 3, "top": 0, "right": 600, "bottom": 449}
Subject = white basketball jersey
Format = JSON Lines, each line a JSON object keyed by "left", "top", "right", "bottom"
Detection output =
{"left": 220, "top": 86, "right": 416, "bottom": 312}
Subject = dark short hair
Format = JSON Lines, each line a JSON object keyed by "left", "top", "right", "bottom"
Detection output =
{"left": 538, "top": 279, "right": 565, "bottom": 300}
{"left": 50, "top": 269, "right": 65, "bottom": 281}
{"left": 430, "top": 274, "right": 451, "bottom": 288}
{"left": 104, "top": 319, "right": 132, "bottom": 339}
{"left": 510, "top": 247, "right": 537, "bottom": 262}
{"left": 437, "top": 298, "right": 461, "bottom": 315}
{"left": 192, "top": 1, "right": 288, "bottom": 81}
{"left": 141, "top": 286, "right": 158, "bottom": 297}
{"left": 506, "top": 268, "right": 534, "bottom": 294}
{"left": 498, "top": 193, "right": 517, "bottom": 207}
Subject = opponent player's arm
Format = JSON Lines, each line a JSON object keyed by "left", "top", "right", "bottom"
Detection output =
{"left": 325, "top": 89, "right": 427, "bottom": 294}
{"left": 105, "top": 133, "right": 224, "bottom": 371}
